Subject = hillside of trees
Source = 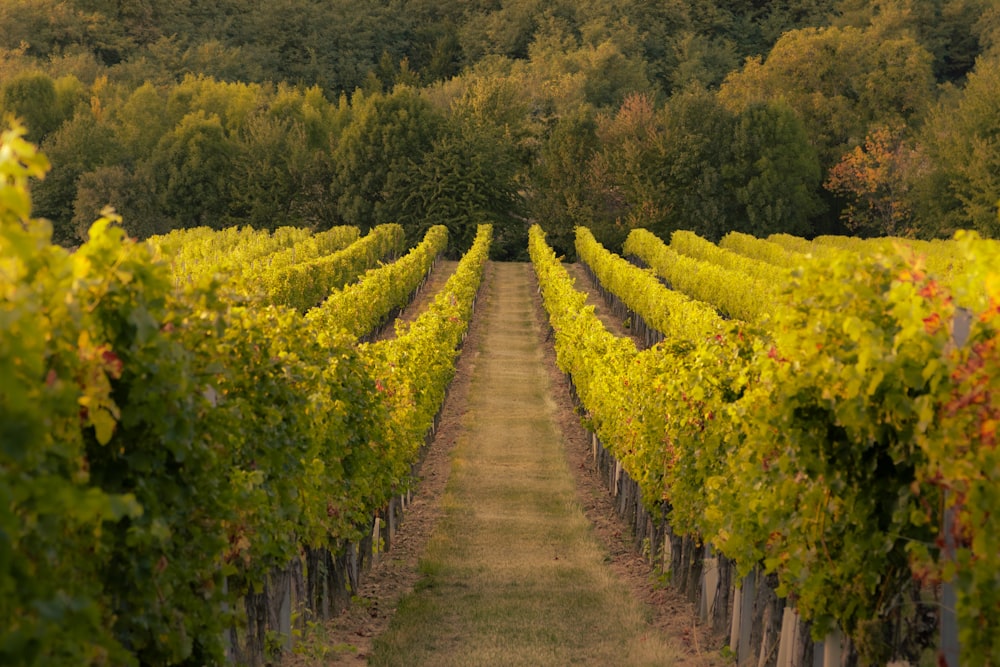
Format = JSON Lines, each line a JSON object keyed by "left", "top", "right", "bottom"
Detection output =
{"left": 2, "top": 0, "right": 999, "bottom": 258}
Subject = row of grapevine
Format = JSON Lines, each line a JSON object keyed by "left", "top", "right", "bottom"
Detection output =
{"left": 531, "top": 225, "right": 663, "bottom": 506}
{"left": 767, "top": 231, "right": 834, "bottom": 256}
{"left": 719, "top": 230, "right": 808, "bottom": 270}
{"left": 623, "top": 228, "right": 773, "bottom": 323}
{"left": 813, "top": 233, "right": 954, "bottom": 256}
{"left": 150, "top": 224, "right": 308, "bottom": 264}
{"left": 3, "top": 219, "right": 332, "bottom": 664}
{"left": 234, "top": 225, "right": 364, "bottom": 285}
{"left": 574, "top": 226, "right": 723, "bottom": 346}
{"left": 254, "top": 223, "right": 407, "bottom": 311}
{"left": 722, "top": 230, "right": 982, "bottom": 299}
{"left": 306, "top": 225, "right": 449, "bottom": 340}
{"left": 538, "top": 223, "right": 1000, "bottom": 664}
{"left": 0, "top": 125, "right": 490, "bottom": 667}
{"left": 669, "top": 229, "right": 789, "bottom": 285}
{"left": 767, "top": 232, "right": 997, "bottom": 296}
{"left": 151, "top": 224, "right": 360, "bottom": 287}
{"left": 811, "top": 234, "right": 982, "bottom": 289}
{"left": 361, "top": 224, "right": 493, "bottom": 491}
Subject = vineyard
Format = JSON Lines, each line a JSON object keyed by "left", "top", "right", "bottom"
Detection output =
{"left": 533, "top": 225, "right": 1000, "bottom": 666}
{"left": 3, "top": 122, "right": 1000, "bottom": 667}
{"left": 1, "top": 123, "right": 492, "bottom": 665}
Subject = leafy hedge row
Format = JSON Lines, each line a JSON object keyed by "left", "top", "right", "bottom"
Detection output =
{"left": 307, "top": 224, "right": 449, "bottom": 340}
{"left": 624, "top": 228, "right": 775, "bottom": 323}
{"left": 574, "top": 226, "right": 723, "bottom": 345}
{"left": 0, "top": 124, "right": 490, "bottom": 665}
{"left": 249, "top": 223, "right": 404, "bottom": 311}
{"left": 535, "top": 223, "right": 1000, "bottom": 664}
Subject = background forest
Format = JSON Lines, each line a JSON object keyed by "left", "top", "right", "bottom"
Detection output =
{"left": 2, "top": 0, "right": 999, "bottom": 259}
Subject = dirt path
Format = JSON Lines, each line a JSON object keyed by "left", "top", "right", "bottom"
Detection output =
{"left": 286, "top": 261, "right": 722, "bottom": 667}
{"left": 366, "top": 262, "right": 700, "bottom": 666}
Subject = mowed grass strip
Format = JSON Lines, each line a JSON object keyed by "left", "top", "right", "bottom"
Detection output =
{"left": 369, "top": 262, "right": 683, "bottom": 667}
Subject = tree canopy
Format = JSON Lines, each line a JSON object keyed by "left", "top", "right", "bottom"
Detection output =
{"left": 1, "top": 0, "right": 998, "bottom": 252}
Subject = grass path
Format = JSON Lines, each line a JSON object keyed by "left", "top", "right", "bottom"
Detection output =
{"left": 368, "top": 262, "right": 685, "bottom": 666}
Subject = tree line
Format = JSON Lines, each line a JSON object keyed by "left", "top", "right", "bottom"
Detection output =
{"left": 2, "top": 0, "right": 998, "bottom": 257}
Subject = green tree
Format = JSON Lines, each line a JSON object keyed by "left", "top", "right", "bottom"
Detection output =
{"left": 668, "top": 31, "right": 739, "bottom": 91}
{"left": 108, "top": 34, "right": 257, "bottom": 87}
{"left": 912, "top": 52, "right": 1000, "bottom": 237}
{"left": 1, "top": 71, "right": 63, "bottom": 141}
{"left": 113, "top": 82, "right": 170, "bottom": 157}
{"left": 268, "top": 83, "right": 350, "bottom": 148}
{"left": 395, "top": 121, "right": 524, "bottom": 259}
{"left": 332, "top": 87, "right": 445, "bottom": 231}
{"left": 0, "top": 0, "right": 134, "bottom": 64}
{"left": 32, "top": 111, "right": 124, "bottom": 245}
{"left": 149, "top": 110, "right": 235, "bottom": 229}
{"left": 459, "top": 0, "right": 544, "bottom": 61}
{"left": 925, "top": 0, "right": 993, "bottom": 82}
{"left": 364, "top": 75, "right": 530, "bottom": 258}
{"left": 571, "top": 89, "right": 824, "bottom": 245}
{"left": 522, "top": 20, "right": 652, "bottom": 111}
{"left": 834, "top": 0, "right": 993, "bottom": 83}
{"left": 726, "top": 102, "right": 824, "bottom": 238}
{"left": 755, "top": 0, "right": 838, "bottom": 47}
{"left": 588, "top": 91, "right": 669, "bottom": 240}
{"left": 228, "top": 112, "right": 335, "bottom": 230}
{"left": 73, "top": 163, "right": 166, "bottom": 240}
{"left": 718, "top": 24, "right": 935, "bottom": 170}
{"left": 625, "top": 0, "right": 838, "bottom": 93}
{"left": 624, "top": 0, "right": 693, "bottom": 92}
{"left": 53, "top": 74, "right": 88, "bottom": 122}
{"left": 652, "top": 86, "right": 735, "bottom": 241}
{"left": 424, "top": 26, "right": 465, "bottom": 82}
{"left": 567, "top": 89, "right": 735, "bottom": 245}
{"left": 528, "top": 108, "right": 602, "bottom": 258}
{"left": 240, "top": 0, "right": 413, "bottom": 94}
{"left": 166, "top": 74, "right": 263, "bottom": 136}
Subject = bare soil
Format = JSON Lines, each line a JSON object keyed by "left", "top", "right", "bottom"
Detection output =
{"left": 285, "top": 260, "right": 725, "bottom": 666}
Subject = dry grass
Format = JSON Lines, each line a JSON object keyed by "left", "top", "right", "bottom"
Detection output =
{"left": 368, "top": 263, "right": 686, "bottom": 667}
